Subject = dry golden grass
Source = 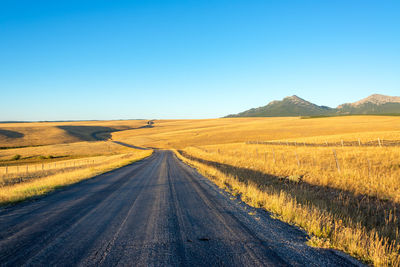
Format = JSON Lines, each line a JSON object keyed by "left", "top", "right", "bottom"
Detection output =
{"left": 184, "top": 144, "right": 400, "bottom": 203}
{"left": 0, "top": 140, "right": 133, "bottom": 163}
{"left": 0, "top": 120, "right": 148, "bottom": 148}
{"left": 112, "top": 116, "right": 400, "bottom": 148}
{"left": 0, "top": 153, "right": 137, "bottom": 186}
{"left": 176, "top": 149, "right": 400, "bottom": 266}
{"left": 0, "top": 149, "right": 152, "bottom": 205}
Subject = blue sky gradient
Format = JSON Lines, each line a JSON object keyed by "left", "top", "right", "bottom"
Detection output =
{"left": 1, "top": 0, "right": 399, "bottom": 120}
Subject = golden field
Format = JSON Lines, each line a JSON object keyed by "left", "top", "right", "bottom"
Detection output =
{"left": 0, "top": 119, "right": 148, "bottom": 148}
{"left": 0, "top": 120, "right": 152, "bottom": 205}
{"left": 111, "top": 116, "right": 400, "bottom": 148}
{"left": 0, "top": 140, "right": 133, "bottom": 164}
{"left": 2, "top": 116, "right": 400, "bottom": 265}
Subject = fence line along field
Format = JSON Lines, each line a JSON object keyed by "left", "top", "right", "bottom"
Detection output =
{"left": 0, "top": 153, "right": 137, "bottom": 186}
{"left": 0, "top": 140, "right": 133, "bottom": 164}
{"left": 247, "top": 138, "right": 400, "bottom": 147}
{"left": 0, "top": 150, "right": 152, "bottom": 205}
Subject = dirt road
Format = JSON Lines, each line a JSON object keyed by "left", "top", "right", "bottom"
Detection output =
{"left": 0, "top": 151, "right": 362, "bottom": 266}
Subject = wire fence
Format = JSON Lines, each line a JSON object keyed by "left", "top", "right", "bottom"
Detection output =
{"left": 0, "top": 157, "right": 101, "bottom": 175}
{"left": 246, "top": 138, "right": 399, "bottom": 147}
{"left": 0, "top": 153, "right": 136, "bottom": 187}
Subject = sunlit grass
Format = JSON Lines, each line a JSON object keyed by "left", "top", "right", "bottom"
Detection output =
{"left": 0, "top": 150, "right": 152, "bottom": 205}
{"left": 175, "top": 149, "right": 400, "bottom": 266}
{"left": 184, "top": 144, "right": 400, "bottom": 203}
{"left": 112, "top": 116, "right": 400, "bottom": 149}
{"left": 0, "top": 140, "right": 133, "bottom": 162}
{"left": 0, "top": 120, "right": 147, "bottom": 148}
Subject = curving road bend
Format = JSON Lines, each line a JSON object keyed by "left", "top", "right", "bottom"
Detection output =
{"left": 0, "top": 151, "right": 363, "bottom": 266}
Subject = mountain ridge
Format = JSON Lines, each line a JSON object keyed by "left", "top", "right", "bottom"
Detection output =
{"left": 226, "top": 94, "right": 400, "bottom": 117}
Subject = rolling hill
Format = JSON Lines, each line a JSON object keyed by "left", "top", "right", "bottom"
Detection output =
{"left": 0, "top": 120, "right": 148, "bottom": 148}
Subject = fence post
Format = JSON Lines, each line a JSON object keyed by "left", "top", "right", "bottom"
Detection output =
{"left": 367, "top": 159, "right": 372, "bottom": 178}
{"left": 358, "top": 139, "right": 361, "bottom": 146}
{"left": 378, "top": 138, "right": 382, "bottom": 147}
{"left": 341, "top": 140, "right": 344, "bottom": 147}
{"left": 272, "top": 149, "right": 276, "bottom": 164}
{"left": 295, "top": 151, "right": 300, "bottom": 167}
{"left": 5, "top": 166, "right": 8, "bottom": 174}
{"left": 332, "top": 149, "right": 341, "bottom": 173}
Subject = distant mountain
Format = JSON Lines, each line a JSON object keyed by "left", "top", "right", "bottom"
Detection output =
{"left": 226, "top": 94, "right": 400, "bottom": 117}
{"left": 226, "top": 95, "right": 334, "bottom": 117}
{"left": 336, "top": 94, "right": 400, "bottom": 115}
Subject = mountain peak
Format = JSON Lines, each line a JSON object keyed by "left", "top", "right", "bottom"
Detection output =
{"left": 225, "top": 95, "right": 332, "bottom": 117}
{"left": 283, "top": 95, "right": 314, "bottom": 106}
{"left": 225, "top": 93, "right": 400, "bottom": 118}
{"left": 350, "top": 94, "right": 400, "bottom": 107}
{"left": 284, "top": 95, "right": 303, "bottom": 101}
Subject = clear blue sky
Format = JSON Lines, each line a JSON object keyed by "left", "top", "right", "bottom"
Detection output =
{"left": 1, "top": 0, "right": 399, "bottom": 120}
